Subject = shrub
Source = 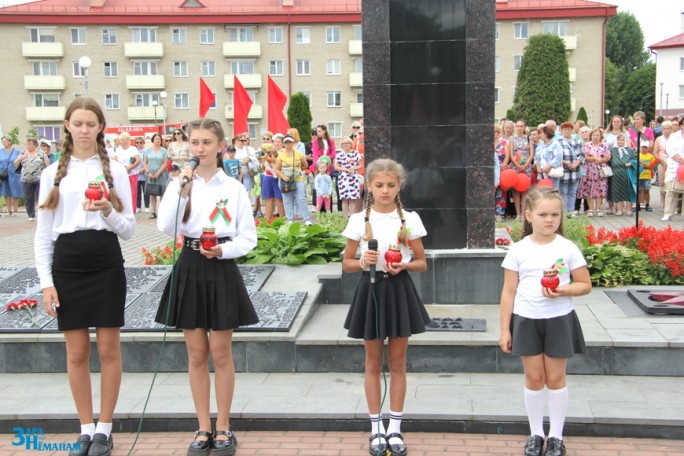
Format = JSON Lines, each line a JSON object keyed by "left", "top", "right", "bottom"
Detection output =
{"left": 141, "top": 236, "right": 183, "bottom": 265}
{"left": 583, "top": 243, "right": 654, "bottom": 287}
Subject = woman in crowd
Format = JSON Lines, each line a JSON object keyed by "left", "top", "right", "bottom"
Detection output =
{"left": 167, "top": 128, "right": 190, "bottom": 174}
{"left": 662, "top": 117, "right": 684, "bottom": 222}
{"left": 311, "top": 124, "right": 337, "bottom": 212}
{"left": 14, "top": 138, "right": 50, "bottom": 221}
{"left": 558, "top": 122, "right": 584, "bottom": 217}
{"left": 506, "top": 120, "right": 533, "bottom": 220}
{"left": 628, "top": 111, "right": 655, "bottom": 150}
{"left": 334, "top": 137, "right": 363, "bottom": 216}
{"left": 535, "top": 125, "right": 563, "bottom": 190}
{"left": 654, "top": 120, "right": 673, "bottom": 207}
{"left": 494, "top": 125, "right": 508, "bottom": 222}
{"left": 0, "top": 136, "right": 22, "bottom": 215}
{"left": 40, "top": 139, "right": 55, "bottom": 164}
{"left": 275, "top": 134, "right": 310, "bottom": 224}
{"left": 113, "top": 132, "right": 140, "bottom": 215}
{"left": 604, "top": 115, "right": 632, "bottom": 149}
{"left": 608, "top": 133, "right": 637, "bottom": 216}
{"left": 577, "top": 129, "right": 612, "bottom": 217}
{"left": 133, "top": 137, "right": 149, "bottom": 213}
{"left": 261, "top": 137, "right": 285, "bottom": 221}
{"left": 501, "top": 120, "right": 514, "bottom": 144}
{"left": 143, "top": 133, "right": 169, "bottom": 219}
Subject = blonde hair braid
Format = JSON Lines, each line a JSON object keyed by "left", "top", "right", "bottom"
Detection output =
{"left": 363, "top": 191, "right": 374, "bottom": 241}
{"left": 395, "top": 194, "right": 409, "bottom": 246}
{"left": 95, "top": 138, "right": 124, "bottom": 212}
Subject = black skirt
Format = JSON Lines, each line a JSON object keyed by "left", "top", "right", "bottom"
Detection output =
{"left": 155, "top": 247, "right": 258, "bottom": 330}
{"left": 510, "top": 310, "right": 586, "bottom": 358}
{"left": 345, "top": 270, "right": 431, "bottom": 340}
{"left": 52, "top": 230, "right": 126, "bottom": 331}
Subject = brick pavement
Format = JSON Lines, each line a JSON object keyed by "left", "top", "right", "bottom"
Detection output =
{"left": 1, "top": 432, "right": 684, "bottom": 456}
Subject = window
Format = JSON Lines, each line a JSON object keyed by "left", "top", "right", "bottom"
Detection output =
{"left": 513, "top": 55, "right": 522, "bottom": 71}
{"left": 356, "top": 91, "right": 364, "bottom": 103}
{"left": 33, "top": 93, "right": 59, "bottom": 107}
{"left": 173, "top": 61, "right": 189, "bottom": 77}
{"left": 32, "top": 61, "right": 57, "bottom": 76}
{"left": 327, "top": 122, "right": 342, "bottom": 138}
{"left": 354, "top": 58, "right": 363, "bottom": 73}
{"left": 104, "top": 94, "right": 120, "bottom": 109}
{"left": 680, "top": 85, "right": 684, "bottom": 98}
{"left": 200, "top": 28, "right": 214, "bottom": 44}
{"left": 230, "top": 60, "right": 254, "bottom": 74}
{"left": 495, "top": 55, "right": 500, "bottom": 72}
{"left": 132, "top": 27, "right": 157, "bottom": 43}
{"left": 172, "top": 28, "right": 187, "bottom": 44}
{"left": 353, "top": 24, "right": 362, "bottom": 41}
{"left": 175, "top": 93, "right": 189, "bottom": 109}
{"left": 72, "top": 61, "right": 87, "bottom": 77}
{"left": 248, "top": 123, "right": 257, "bottom": 139}
{"left": 680, "top": 57, "right": 684, "bottom": 71}
{"left": 103, "top": 61, "right": 118, "bottom": 77}
{"left": 269, "top": 60, "right": 284, "bottom": 76}
{"left": 514, "top": 22, "right": 528, "bottom": 39}
{"left": 29, "top": 27, "right": 55, "bottom": 43}
{"left": 268, "top": 27, "right": 283, "bottom": 44}
{"left": 327, "top": 91, "right": 341, "bottom": 107}
{"left": 227, "top": 27, "right": 253, "bottom": 42}
{"left": 296, "top": 59, "right": 311, "bottom": 75}
{"left": 36, "top": 126, "right": 60, "bottom": 142}
{"left": 201, "top": 61, "right": 216, "bottom": 77}
{"left": 326, "top": 59, "right": 341, "bottom": 75}
{"left": 295, "top": 27, "right": 310, "bottom": 44}
{"left": 495, "top": 23, "right": 500, "bottom": 40}
{"left": 71, "top": 28, "right": 86, "bottom": 45}
{"left": 134, "top": 93, "right": 160, "bottom": 107}
{"left": 326, "top": 26, "right": 340, "bottom": 43}
{"left": 543, "top": 21, "right": 567, "bottom": 37}
{"left": 133, "top": 61, "right": 158, "bottom": 75}
{"left": 495, "top": 87, "right": 499, "bottom": 104}
{"left": 102, "top": 28, "right": 117, "bottom": 44}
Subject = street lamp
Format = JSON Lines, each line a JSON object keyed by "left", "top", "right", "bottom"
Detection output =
{"left": 78, "top": 56, "right": 91, "bottom": 96}
{"left": 152, "top": 99, "right": 158, "bottom": 133}
{"left": 160, "top": 91, "right": 167, "bottom": 135}
{"left": 659, "top": 82, "right": 664, "bottom": 117}
{"left": 605, "top": 109, "right": 610, "bottom": 129}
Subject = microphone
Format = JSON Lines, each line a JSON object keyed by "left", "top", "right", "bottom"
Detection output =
{"left": 368, "top": 238, "right": 378, "bottom": 284}
{"left": 181, "top": 156, "right": 200, "bottom": 188}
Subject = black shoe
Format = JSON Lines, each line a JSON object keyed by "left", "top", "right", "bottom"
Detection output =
{"left": 368, "top": 433, "right": 387, "bottom": 456}
{"left": 544, "top": 437, "right": 566, "bottom": 456}
{"left": 87, "top": 433, "right": 113, "bottom": 456}
{"left": 212, "top": 430, "right": 238, "bottom": 456}
{"left": 187, "top": 431, "right": 213, "bottom": 456}
{"left": 524, "top": 435, "right": 544, "bottom": 456}
{"left": 68, "top": 434, "right": 91, "bottom": 456}
{"left": 386, "top": 432, "right": 408, "bottom": 456}
{"left": 645, "top": 205, "right": 653, "bottom": 212}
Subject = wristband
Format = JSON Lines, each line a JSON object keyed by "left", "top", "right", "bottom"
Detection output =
{"left": 359, "top": 256, "right": 366, "bottom": 270}
{"left": 101, "top": 202, "right": 113, "bottom": 216}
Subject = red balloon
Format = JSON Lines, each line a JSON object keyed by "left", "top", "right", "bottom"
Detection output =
{"left": 677, "top": 164, "right": 684, "bottom": 182}
{"left": 500, "top": 169, "right": 517, "bottom": 190}
{"left": 514, "top": 173, "right": 531, "bottom": 192}
{"left": 537, "top": 178, "right": 554, "bottom": 188}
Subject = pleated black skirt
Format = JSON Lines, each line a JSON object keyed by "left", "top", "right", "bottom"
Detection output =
{"left": 510, "top": 310, "right": 586, "bottom": 358}
{"left": 344, "top": 270, "right": 431, "bottom": 340}
{"left": 155, "top": 247, "right": 258, "bottom": 330}
{"left": 52, "top": 230, "right": 126, "bottom": 331}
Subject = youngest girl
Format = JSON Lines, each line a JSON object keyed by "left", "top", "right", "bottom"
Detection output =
{"left": 499, "top": 187, "right": 591, "bottom": 456}
{"left": 314, "top": 159, "right": 333, "bottom": 213}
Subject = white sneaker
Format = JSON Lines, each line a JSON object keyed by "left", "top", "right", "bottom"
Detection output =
{"left": 145, "top": 208, "right": 150, "bottom": 213}
{"left": 28, "top": 217, "right": 35, "bottom": 222}
{"left": 304, "top": 220, "right": 313, "bottom": 226}
{"left": 661, "top": 216, "right": 671, "bottom": 221}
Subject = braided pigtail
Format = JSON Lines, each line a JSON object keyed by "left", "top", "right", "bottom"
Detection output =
{"left": 39, "top": 134, "right": 73, "bottom": 210}
{"left": 363, "top": 191, "right": 374, "bottom": 241}
{"left": 182, "top": 189, "right": 192, "bottom": 223}
{"left": 96, "top": 134, "right": 124, "bottom": 212}
{"left": 395, "top": 194, "right": 409, "bottom": 246}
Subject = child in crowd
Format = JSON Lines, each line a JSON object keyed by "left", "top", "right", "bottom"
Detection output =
{"left": 314, "top": 159, "right": 333, "bottom": 213}
{"left": 223, "top": 145, "right": 242, "bottom": 182}
{"left": 155, "top": 118, "right": 258, "bottom": 456}
{"left": 499, "top": 187, "right": 592, "bottom": 456}
{"left": 341, "top": 158, "right": 431, "bottom": 456}
{"left": 637, "top": 140, "right": 657, "bottom": 212}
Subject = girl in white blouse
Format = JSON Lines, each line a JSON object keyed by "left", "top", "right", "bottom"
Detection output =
{"left": 155, "top": 118, "right": 258, "bottom": 456}
{"left": 35, "top": 97, "right": 135, "bottom": 456}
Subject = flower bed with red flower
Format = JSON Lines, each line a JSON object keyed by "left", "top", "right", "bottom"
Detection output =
{"left": 141, "top": 235, "right": 184, "bottom": 265}
{"left": 5, "top": 298, "right": 41, "bottom": 327}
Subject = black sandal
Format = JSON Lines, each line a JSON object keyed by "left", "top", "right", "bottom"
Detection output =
{"left": 187, "top": 431, "right": 212, "bottom": 456}
{"left": 150, "top": 213, "right": 157, "bottom": 219}
{"left": 386, "top": 432, "right": 408, "bottom": 456}
{"left": 212, "top": 429, "right": 238, "bottom": 456}
{"left": 368, "top": 433, "right": 387, "bottom": 456}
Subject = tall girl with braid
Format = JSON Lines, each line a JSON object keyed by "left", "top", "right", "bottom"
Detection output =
{"left": 34, "top": 97, "right": 135, "bottom": 456}
{"left": 342, "top": 159, "right": 431, "bottom": 456}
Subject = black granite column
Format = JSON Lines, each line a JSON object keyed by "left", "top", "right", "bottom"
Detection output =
{"left": 363, "top": 0, "right": 495, "bottom": 249}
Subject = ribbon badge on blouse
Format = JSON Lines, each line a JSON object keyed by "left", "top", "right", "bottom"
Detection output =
{"left": 210, "top": 198, "right": 232, "bottom": 225}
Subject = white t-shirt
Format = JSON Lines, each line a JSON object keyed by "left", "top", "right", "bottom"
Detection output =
{"left": 342, "top": 208, "right": 426, "bottom": 273}
{"left": 501, "top": 234, "right": 586, "bottom": 319}
{"left": 114, "top": 145, "right": 140, "bottom": 176}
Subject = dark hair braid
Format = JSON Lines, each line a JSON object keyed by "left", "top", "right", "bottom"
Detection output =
{"left": 363, "top": 191, "right": 374, "bottom": 241}
{"left": 39, "top": 133, "right": 73, "bottom": 210}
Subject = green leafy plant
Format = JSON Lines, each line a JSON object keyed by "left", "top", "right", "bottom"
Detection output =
{"left": 313, "top": 212, "right": 348, "bottom": 235}
{"left": 583, "top": 243, "right": 653, "bottom": 287}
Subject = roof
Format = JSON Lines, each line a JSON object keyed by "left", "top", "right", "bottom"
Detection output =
{"left": 649, "top": 32, "right": 684, "bottom": 50}
{"left": 495, "top": 0, "right": 617, "bottom": 20}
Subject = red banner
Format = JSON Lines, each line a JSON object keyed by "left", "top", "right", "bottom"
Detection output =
{"left": 267, "top": 76, "right": 290, "bottom": 135}
{"left": 199, "top": 77, "right": 215, "bottom": 118}
{"left": 233, "top": 76, "right": 253, "bottom": 137}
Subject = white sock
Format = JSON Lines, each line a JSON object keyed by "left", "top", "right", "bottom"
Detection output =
{"left": 94, "top": 422, "right": 112, "bottom": 438}
{"left": 524, "top": 387, "right": 546, "bottom": 438}
{"left": 369, "top": 413, "right": 385, "bottom": 444}
{"left": 80, "top": 423, "right": 95, "bottom": 439}
{"left": 547, "top": 386, "right": 569, "bottom": 440}
{"left": 387, "top": 410, "right": 403, "bottom": 445}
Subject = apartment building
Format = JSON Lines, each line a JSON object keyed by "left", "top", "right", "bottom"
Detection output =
{"left": 649, "top": 14, "right": 684, "bottom": 119}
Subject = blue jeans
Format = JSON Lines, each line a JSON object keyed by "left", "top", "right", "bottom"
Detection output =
{"left": 281, "top": 181, "right": 310, "bottom": 222}
{"left": 560, "top": 179, "right": 579, "bottom": 213}
{"left": 550, "top": 176, "right": 561, "bottom": 190}
{"left": 21, "top": 181, "right": 39, "bottom": 218}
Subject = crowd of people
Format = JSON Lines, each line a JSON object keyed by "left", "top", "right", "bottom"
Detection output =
{"left": 494, "top": 112, "right": 684, "bottom": 222}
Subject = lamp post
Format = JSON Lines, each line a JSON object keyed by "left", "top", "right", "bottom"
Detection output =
{"left": 78, "top": 56, "right": 91, "bottom": 96}
{"left": 160, "top": 91, "right": 167, "bottom": 135}
{"left": 605, "top": 109, "right": 610, "bottom": 129}
{"left": 659, "top": 82, "right": 664, "bottom": 117}
{"left": 152, "top": 100, "right": 158, "bottom": 134}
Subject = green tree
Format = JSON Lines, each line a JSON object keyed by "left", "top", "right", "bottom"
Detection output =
{"left": 26, "top": 127, "right": 38, "bottom": 139}
{"left": 506, "top": 108, "right": 517, "bottom": 121}
{"left": 606, "top": 12, "right": 649, "bottom": 77}
{"left": 621, "top": 63, "right": 656, "bottom": 121}
{"left": 512, "top": 34, "right": 571, "bottom": 127}
{"left": 6, "top": 127, "right": 20, "bottom": 145}
{"left": 604, "top": 58, "right": 622, "bottom": 117}
{"left": 287, "top": 93, "right": 312, "bottom": 139}
{"left": 576, "top": 107, "right": 588, "bottom": 124}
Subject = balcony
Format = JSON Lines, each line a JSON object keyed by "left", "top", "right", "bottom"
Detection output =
{"left": 22, "top": 42, "right": 64, "bottom": 58}
{"left": 127, "top": 105, "right": 167, "bottom": 121}
{"left": 568, "top": 67, "right": 576, "bottom": 82}
{"left": 24, "top": 75, "right": 66, "bottom": 91}
{"left": 223, "top": 41, "right": 261, "bottom": 58}
{"left": 348, "top": 40, "right": 362, "bottom": 56}
{"left": 225, "top": 104, "right": 263, "bottom": 120}
{"left": 26, "top": 106, "right": 66, "bottom": 122}
{"left": 223, "top": 74, "right": 262, "bottom": 89}
{"left": 350, "top": 103, "right": 363, "bottom": 118}
{"left": 125, "top": 74, "right": 165, "bottom": 90}
{"left": 349, "top": 72, "right": 363, "bottom": 88}
{"left": 562, "top": 36, "right": 577, "bottom": 51}
{"left": 124, "top": 42, "right": 164, "bottom": 58}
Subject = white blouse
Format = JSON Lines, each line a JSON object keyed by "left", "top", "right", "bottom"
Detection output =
{"left": 114, "top": 145, "right": 140, "bottom": 176}
{"left": 156, "top": 169, "right": 257, "bottom": 260}
{"left": 34, "top": 155, "right": 136, "bottom": 289}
